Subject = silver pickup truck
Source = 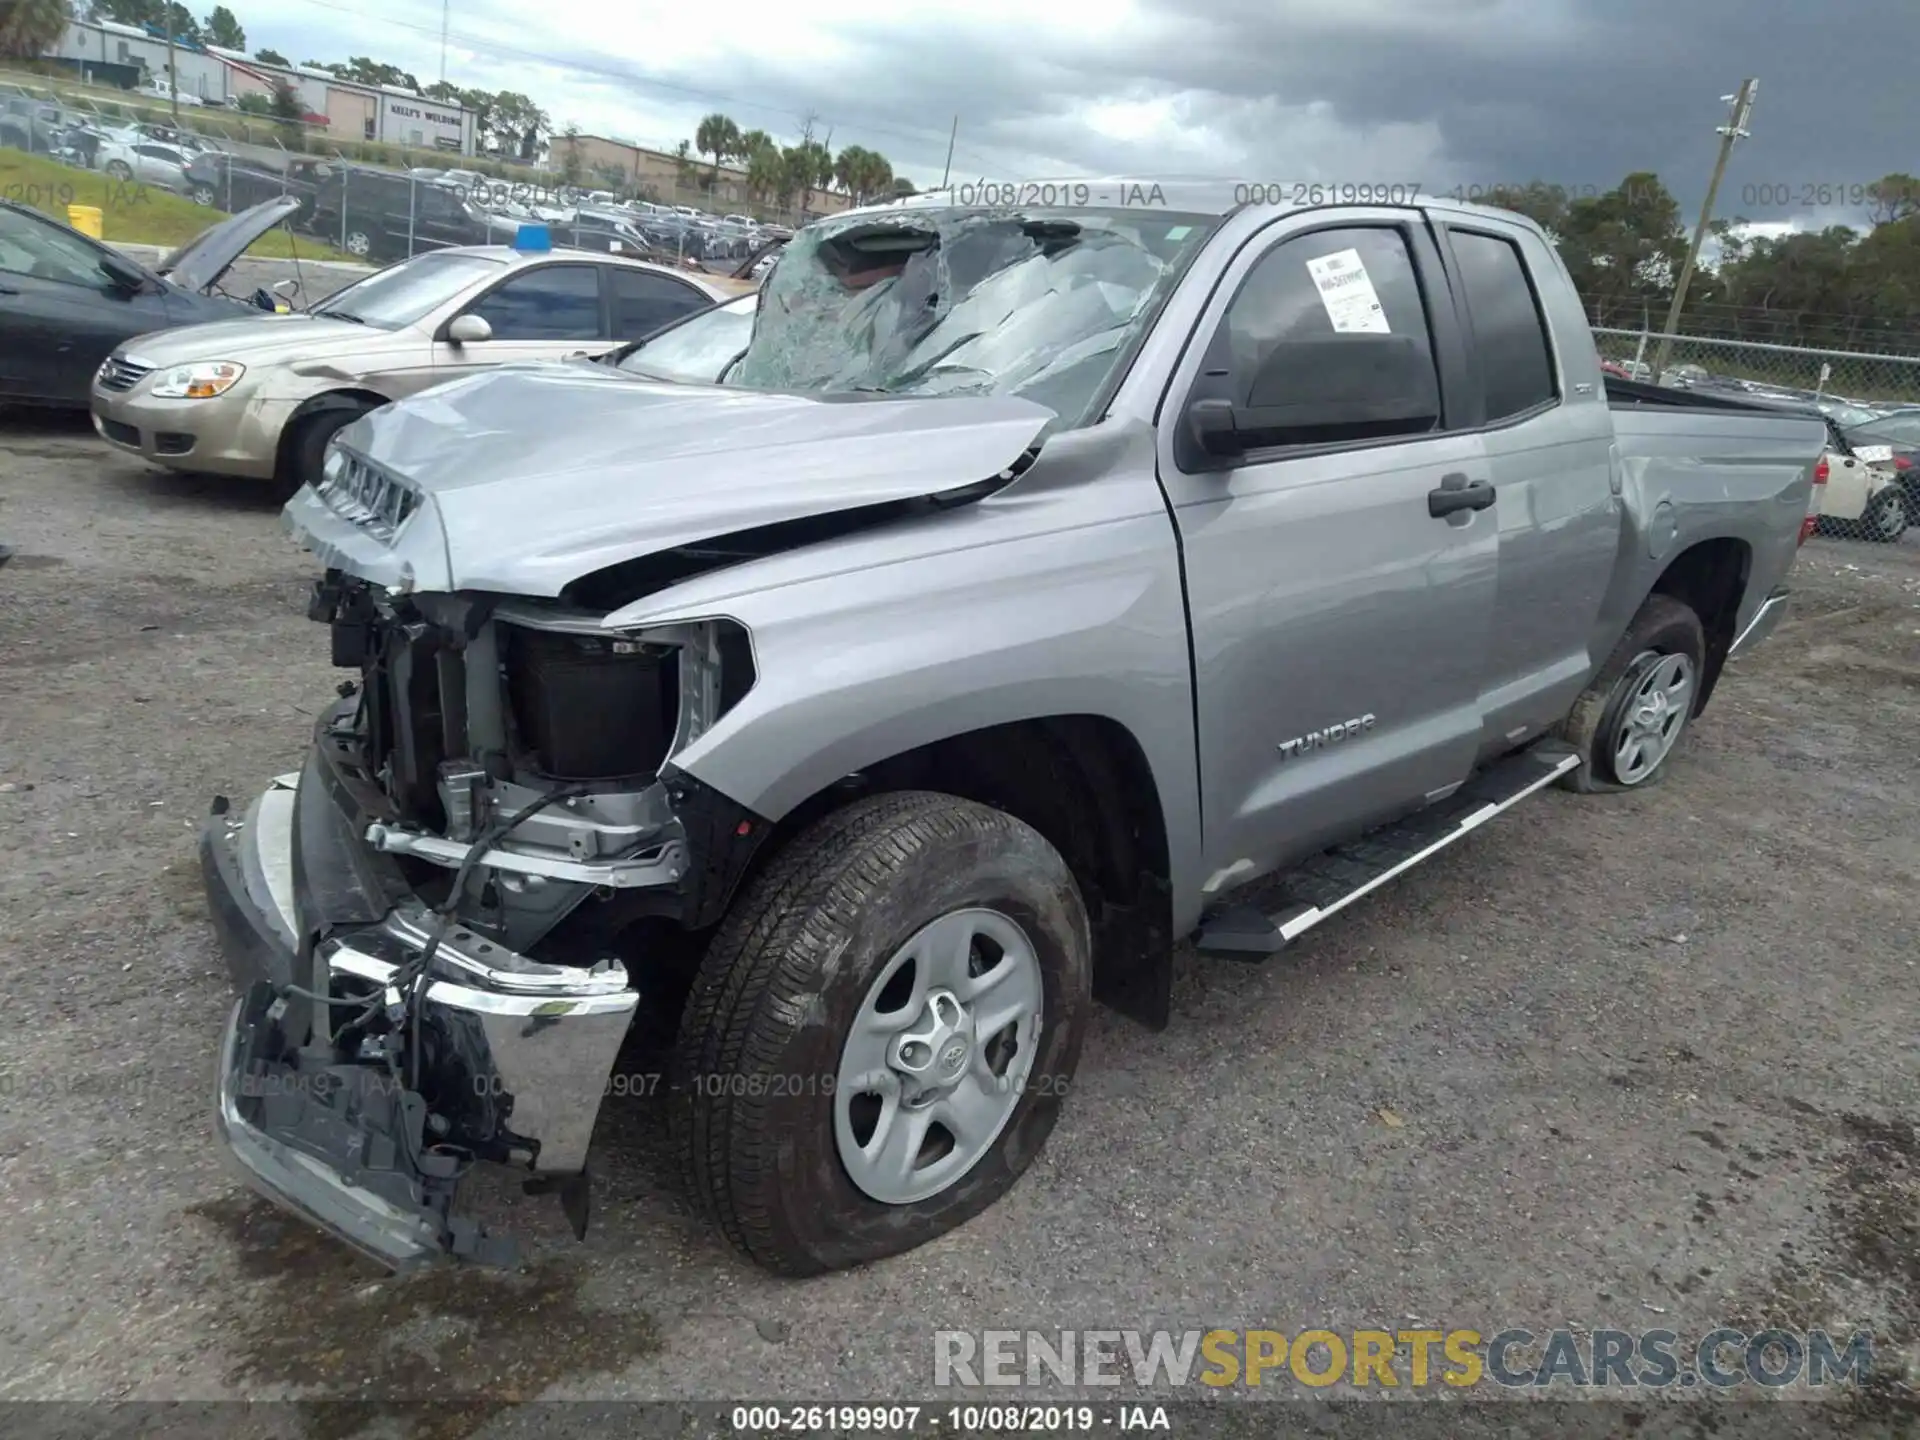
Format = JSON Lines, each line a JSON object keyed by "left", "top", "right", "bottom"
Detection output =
{"left": 201, "top": 180, "right": 1825, "bottom": 1277}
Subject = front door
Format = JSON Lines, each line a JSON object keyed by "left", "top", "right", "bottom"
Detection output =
{"left": 1155, "top": 213, "right": 1499, "bottom": 888}
{"left": 0, "top": 203, "right": 175, "bottom": 403}
{"left": 432, "top": 261, "right": 611, "bottom": 382}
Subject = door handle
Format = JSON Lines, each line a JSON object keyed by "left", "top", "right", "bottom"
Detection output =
{"left": 1428, "top": 473, "right": 1496, "bottom": 517}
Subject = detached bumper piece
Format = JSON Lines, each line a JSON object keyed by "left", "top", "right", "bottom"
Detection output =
{"left": 202, "top": 782, "right": 638, "bottom": 1272}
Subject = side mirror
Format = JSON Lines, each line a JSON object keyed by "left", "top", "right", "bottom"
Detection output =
{"left": 97, "top": 252, "right": 149, "bottom": 293}
{"left": 446, "top": 313, "right": 492, "bottom": 344}
{"left": 1185, "top": 397, "right": 1243, "bottom": 457}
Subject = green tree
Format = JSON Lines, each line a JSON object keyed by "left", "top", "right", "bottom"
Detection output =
{"left": 741, "top": 131, "right": 782, "bottom": 206}
{"left": 200, "top": 3, "right": 241, "bottom": 48}
{"left": 252, "top": 46, "right": 287, "bottom": 66}
{"left": 693, "top": 111, "right": 740, "bottom": 189}
{"left": 268, "top": 77, "right": 304, "bottom": 150}
{"left": 233, "top": 89, "right": 270, "bottom": 115}
{"left": 0, "top": 0, "right": 74, "bottom": 59}
{"left": 672, "top": 138, "right": 698, "bottom": 189}
{"left": 892, "top": 175, "right": 916, "bottom": 197}
{"left": 558, "top": 122, "right": 583, "bottom": 186}
{"left": 327, "top": 55, "right": 419, "bottom": 90}
{"left": 832, "top": 145, "right": 892, "bottom": 205}
{"left": 92, "top": 0, "right": 162, "bottom": 29}
{"left": 1867, "top": 173, "right": 1920, "bottom": 228}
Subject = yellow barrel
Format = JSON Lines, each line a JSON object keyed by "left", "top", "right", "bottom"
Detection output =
{"left": 68, "top": 204, "right": 104, "bottom": 239}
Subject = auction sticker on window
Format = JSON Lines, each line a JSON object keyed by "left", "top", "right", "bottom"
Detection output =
{"left": 1305, "top": 248, "right": 1390, "bottom": 333}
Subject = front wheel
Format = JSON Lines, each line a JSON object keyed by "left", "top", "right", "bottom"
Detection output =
{"left": 104, "top": 161, "right": 133, "bottom": 181}
{"left": 670, "top": 791, "right": 1091, "bottom": 1276}
{"left": 281, "top": 403, "right": 372, "bottom": 489}
{"left": 1556, "top": 593, "right": 1706, "bottom": 793}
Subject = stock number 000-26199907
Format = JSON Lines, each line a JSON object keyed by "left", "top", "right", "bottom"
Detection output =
{"left": 732, "top": 1406, "right": 1104, "bottom": 1432}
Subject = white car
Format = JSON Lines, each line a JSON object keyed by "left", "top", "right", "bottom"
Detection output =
{"left": 136, "top": 82, "right": 205, "bottom": 107}
{"left": 97, "top": 139, "right": 191, "bottom": 191}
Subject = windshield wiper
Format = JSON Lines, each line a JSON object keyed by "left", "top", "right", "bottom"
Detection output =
{"left": 321, "top": 309, "right": 367, "bottom": 324}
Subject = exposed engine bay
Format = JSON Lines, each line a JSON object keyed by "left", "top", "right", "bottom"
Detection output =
{"left": 207, "top": 572, "right": 772, "bottom": 1267}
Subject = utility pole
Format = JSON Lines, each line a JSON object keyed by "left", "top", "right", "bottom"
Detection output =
{"left": 164, "top": 5, "right": 180, "bottom": 124}
{"left": 438, "top": 0, "right": 449, "bottom": 86}
{"left": 941, "top": 114, "right": 957, "bottom": 188}
{"left": 1651, "top": 78, "right": 1756, "bottom": 383}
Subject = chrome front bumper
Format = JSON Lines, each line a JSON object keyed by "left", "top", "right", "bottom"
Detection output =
{"left": 201, "top": 772, "right": 639, "bottom": 1270}
{"left": 1729, "top": 586, "right": 1790, "bottom": 660}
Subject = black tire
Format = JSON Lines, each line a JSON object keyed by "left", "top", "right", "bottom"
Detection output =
{"left": 282, "top": 403, "right": 372, "bottom": 489}
{"left": 1556, "top": 593, "right": 1706, "bottom": 794}
{"left": 104, "top": 161, "right": 133, "bottom": 180}
{"left": 1866, "top": 487, "right": 1908, "bottom": 543}
{"left": 189, "top": 184, "right": 215, "bottom": 206}
{"left": 670, "top": 791, "right": 1091, "bottom": 1276}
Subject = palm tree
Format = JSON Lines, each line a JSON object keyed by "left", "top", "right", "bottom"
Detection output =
{"left": 0, "top": 0, "right": 74, "bottom": 61}
{"left": 693, "top": 111, "right": 741, "bottom": 190}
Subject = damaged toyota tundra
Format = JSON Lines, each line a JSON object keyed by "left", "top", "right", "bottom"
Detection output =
{"left": 202, "top": 180, "right": 1827, "bottom": 1276}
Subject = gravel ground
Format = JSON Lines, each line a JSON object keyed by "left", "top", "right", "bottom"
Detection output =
{"left": 0, "top": 411, "right": 1916, "bottom": 1434}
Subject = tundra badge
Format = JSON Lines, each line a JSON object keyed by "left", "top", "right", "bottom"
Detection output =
{"left": 1278, "top": 714, "right": 1377, "bottom": 757}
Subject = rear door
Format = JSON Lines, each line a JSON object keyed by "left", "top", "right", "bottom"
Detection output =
{"left": 1155, "top": 211, "right": 1498, "bottom": 881}
{"left": 1429, "top": 218, "right": 1620, "bottom": 753}
{"left": 432, "top": 260, "right": 610, "bottom": 382}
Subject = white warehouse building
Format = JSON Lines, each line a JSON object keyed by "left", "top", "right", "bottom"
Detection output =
{"left": 49, "top": 18, "right": 478, "bottom": 155}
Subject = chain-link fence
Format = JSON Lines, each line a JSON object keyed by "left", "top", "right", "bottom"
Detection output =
{"left": 1, "top": 67, "right": 806, "bottom": 273}
{"left": 1595, "top": 327, "right": 1920, "bottom": 546}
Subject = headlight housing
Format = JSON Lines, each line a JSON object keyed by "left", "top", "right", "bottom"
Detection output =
{"left": 149, "top": 361, "right": 245, "bottom": 399}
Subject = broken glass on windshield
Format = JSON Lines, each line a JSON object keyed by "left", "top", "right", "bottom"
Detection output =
{"left": 731, "top": 206, "right": 1214, "bottom": 428}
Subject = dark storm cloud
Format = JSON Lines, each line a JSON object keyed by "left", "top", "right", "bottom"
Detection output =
{"left": 278, "top": 0, "right": 1911, "bottom": 225}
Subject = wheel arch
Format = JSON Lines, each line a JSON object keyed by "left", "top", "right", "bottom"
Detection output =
{"left": 717, "top": 714, "right": 1179, "bottom": 1031}
{"left": 1647, "top": 536, "right": 1751, "bottom": 717}
{"left": 273, "top": 388, "right": 391, "bottom": 482}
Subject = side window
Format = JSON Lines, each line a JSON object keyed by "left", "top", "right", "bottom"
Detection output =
{"left": 467, "top": 264, "right": 604, "bottom": 340}
{"left": 1192, "top": 226, "right": 1441, "bottom": 453}
{"left": 1448, "top": 229, "right": 1557, "bottom": 421}
{"left": 0, "top": 205, "right": 112, "bottom": 290}
{"left": 609, "top": 268, "right": 708, "bottom": 337}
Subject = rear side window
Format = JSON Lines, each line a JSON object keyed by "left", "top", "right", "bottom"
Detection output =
{"left": 1449, "top": 230, "right": 1557, "bottom": 422}
{"left": 610, "top": 268, "right": 708, "bottom": 337}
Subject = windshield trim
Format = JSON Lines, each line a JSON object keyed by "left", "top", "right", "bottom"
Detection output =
{"left": 604, "top": 291, "right": 757, "bottom": 368}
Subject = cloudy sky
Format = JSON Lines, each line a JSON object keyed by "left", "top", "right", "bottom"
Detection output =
{"left": 239, "top": 0, "right": 1909, "bottom": 233}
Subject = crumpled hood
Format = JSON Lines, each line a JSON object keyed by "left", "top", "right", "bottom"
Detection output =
{"left": 120, "top": 313, "right": 381, "bottom": 367}
{"left": 294, "top": 365, "right": 1055, "bottom": 597}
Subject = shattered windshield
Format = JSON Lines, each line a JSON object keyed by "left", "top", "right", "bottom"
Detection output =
{"left": 730, "top": 207, "right": 1215, "bottom": 428}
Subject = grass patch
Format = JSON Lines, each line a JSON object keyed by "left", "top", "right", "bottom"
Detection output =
{"left": 0, "top": 149, "right": 352, "bottom": 262}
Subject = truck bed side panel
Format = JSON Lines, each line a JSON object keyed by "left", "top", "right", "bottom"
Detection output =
{"left": 1599, "top": 404, "right": 1824, "bottom": 657}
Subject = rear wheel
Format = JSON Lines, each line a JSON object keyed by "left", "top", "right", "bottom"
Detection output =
{"left": 1557, "top": 593, "right": 1706, "bottom": 793}
{"left": 282, "top": 403, "right": 372, "bottom": 489}
{"left": 189, "top": 183, "right": 216, "bottom": 206}
{"left": 670, "top": 791, "right": 1090, "bottom": 1276}
{"left": 1867, "top": 487, "right": 1908, "bottom": 543}
{"left": 104, "top": 160, "right": 133, "bottom": 181}
{"left": 343, "top": 229, "right": 372, "bottom": 258}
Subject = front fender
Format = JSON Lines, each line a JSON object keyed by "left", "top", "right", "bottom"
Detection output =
{"left": 605, "top": 424, "right": 1209, "bottom": 932}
